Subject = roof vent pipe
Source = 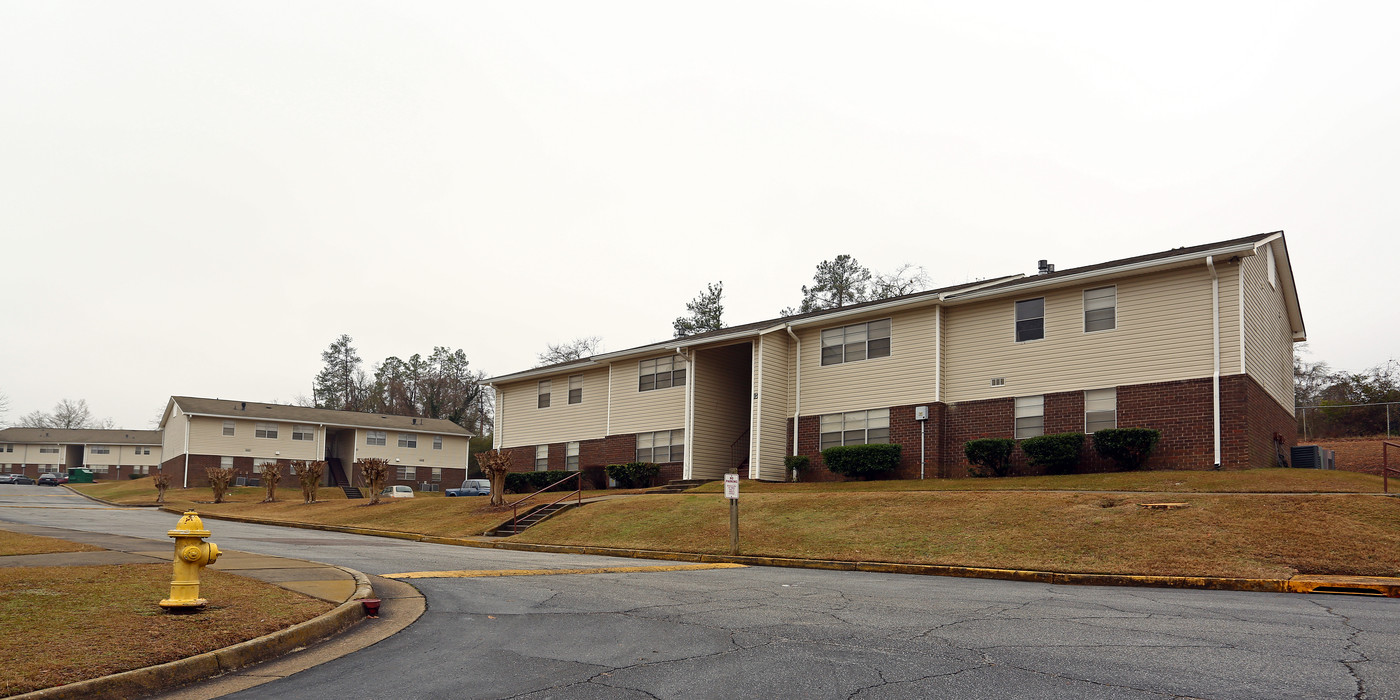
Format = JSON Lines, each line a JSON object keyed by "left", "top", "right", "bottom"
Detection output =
{"left": 240, "top": 402, "right": 246, "bottom": 410}
{"left": 1037, "top": 260, "right": 1055, "bottom": 274}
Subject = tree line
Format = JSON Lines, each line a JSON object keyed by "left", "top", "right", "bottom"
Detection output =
{"left": 1295, "top": 348, "right": 1400, "bottom": 439}
{"left": 311, "top": 335, "right": 491, "bottom": 434}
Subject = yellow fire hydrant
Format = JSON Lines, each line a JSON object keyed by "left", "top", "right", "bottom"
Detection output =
{"left": 159, "top": 511, "right": 219, "bottom": 612}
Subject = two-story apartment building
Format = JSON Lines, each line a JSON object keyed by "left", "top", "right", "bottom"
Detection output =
{"left": 487, "top": 232, "right": 1304, "bottom": 482}
{"left": 158, "top": 396, "right": 474, "bottom": 489}
{"left": 0, "top": 428, "right": 163, "bottom": 479}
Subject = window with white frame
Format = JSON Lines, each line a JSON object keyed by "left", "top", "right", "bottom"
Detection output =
{"left": 432, "top": 435, "right": 442, "bottom": 450}
{"left": 568, "top": 374, "right": 583, "bottom": 404}
{"left": 2, "top": 444, "right": 11, "bottom": 453}
{"left": 90, "top": 445, "right": 110, "bottom": 455}
{"left": 254, "top": 422, "right": 279, "bottom": 439}
{"left": 1015, "top": 298, "right": 1045, "bottom": 342}
{"left": 534, "top": 445, "right": 549, "bottom": 471}
{"left": 366, "top": 430, "right": 387, "bottom": 446}
{"left": 223, "top": 421, "right": 235, "bottom": 436}
{"left": 1083, "top": 287, "right": 1116, "bottom": 333}
{"left": 538, "top": 380, "right": 551, "bottom": 408}
{"left": 139, "top": 447, "right": 150, "bottom": 455}
{"left": 1085, "top": 388, "right": 1117, "bottom": 433}
{"left": 431, "top": 468, "right": 442, "bottom": 482}
{"left": 256, "top": 458, "right": 283, "bottom": 470}
{"left": 222, "top": 457, "right": 235, "bottom": 469}
{"left": 39, "top": 447, "right": 59, "bottom": 454}
{"left": 292, "top": 425, "right": 314, "bottom": 441}
{"left": 1014, "top": 395, "right": 1044, "bottom": 439}
{"left": 398, "top": 433, "right": 417, "bottom": 448}
{"left": 637, "top": 429, "right": 684, "bottom": 463}
{"left": 397, "top": 466, "right": 416, "bottom": 480}
{"left": 566, "top": 441, "right": 580, "bottom": 471}
{"left": 819, "top": 408, "right": 891, "bottom": 450}
{"left": 639, "top": 356, "right": 686, "bottom": 392}
{"left": 90, "top": 465, "right": 108, "bottom": 474}
{"left": 820, "top": 319, "right": 891, "bottom": 366}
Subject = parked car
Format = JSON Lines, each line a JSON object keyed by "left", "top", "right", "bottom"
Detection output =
{"left": 5, "top": 475, "right": 36, "bottom": 485}
{"left": 37, "top": 473, "right": 67, "bottom": 486}
{"left": 445, "top": 478, "right": 491, "bottom": 497}
{"left": 379, "top": 485, "right": 415, "bottom": 499}
{"left": 0, "top": 474, "right": 23, "bottom": 484}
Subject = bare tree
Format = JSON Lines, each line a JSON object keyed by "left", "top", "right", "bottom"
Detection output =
{"left": 153, "top": 472, "right": 171, "bottom": 504}
{"left": 0, "top": 391, "right": 9, "bottom": 426}
{"left": 360, "top": 458, "right": 390, "bottom": 504}
{"left": 206, "top": 467, "right": 234, "bottom": 503}
{"left": 17, "top": 399, "right": 113, "bottom": 429}
{"left": 478, "top": 449, "right": 514, "bottom": 507}
{"left": 537, "top": 337, "right": 603, "bottom": 366}
{"left": 260, "top": 461, "right": 283, "bottom": 503}
{"left": 871, "top": 264, "right": 931, "bottom": 299}
{"left": 298, "top": 460, "right": 326, "bottom": 504}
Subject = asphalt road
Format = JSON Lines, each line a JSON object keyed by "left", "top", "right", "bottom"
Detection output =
{"left": 2, "top": 485, "right": 1398, "bottom": 699}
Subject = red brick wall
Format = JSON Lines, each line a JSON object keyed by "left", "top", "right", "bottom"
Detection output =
{"left": 1236, "top": 374, "right": 1297, "bottom": 469}
{"left": 795, "top": 401, "right": 943, "bottom": 482}
{"left": 499, "top": 434, "right": 678, "bottom": 486}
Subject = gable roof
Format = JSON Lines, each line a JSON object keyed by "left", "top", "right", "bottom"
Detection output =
{"left": 0, "top": 428, "right": 163, "bottom": 445}
{"left": 161, "top": 397, "right": 474, "bottom": 436}
{"left": 486, "top": 231, "right": 1303, "bottom": 384}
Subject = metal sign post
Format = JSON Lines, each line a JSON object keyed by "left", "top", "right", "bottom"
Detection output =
{"left": 724, "top": 473, "right": 739, "bottom": 555}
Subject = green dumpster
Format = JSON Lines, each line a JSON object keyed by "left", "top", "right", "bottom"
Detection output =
{"left": 67, "top": 468, "right": 95, "bottom": 483}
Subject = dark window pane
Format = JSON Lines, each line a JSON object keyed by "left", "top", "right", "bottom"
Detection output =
{"left": 820, "top": 433, "right": 841, "bottom": 451}
{"left": 656, "top": 373, "right": 672, "bottom": 389}
{"left": 1015, "top": 298, "right": 1044, "bottom": 320}
{"left": 569, "top": 388, "right": 582, "bottom": 404}
{"left": 866, "top": 428, "right": 889, "bottom": 444}
{"left": 640, "top": 375, "right": 655, "bottom": 392}
{"left": 868, "top": 337, "right": 891, "bottom": 358}
{"left": 673, "top": 369, "right": 686, "bottom": 386}
{"left": 845, "top": 342, "right": 866, "bottom": 362}
{"left": 1016, "top": 319, "right": 1043, "bottom": 342}
{"left": 636, "top": 447, "right": 652, "bottom": 463}
{"left": 538, "top": 394, "right": 550, "bottom": 408}
{"left": 844, "top": 429, "right": 864, "bottom": 445}
{"left": 1085, "top": 308, "right": 1115, "bottom": 332}
{"left": 821, "top": 346, "right": 844, "bottom": 366}
{"left": 671, "top": 446, "right": 684, "bottom": 462}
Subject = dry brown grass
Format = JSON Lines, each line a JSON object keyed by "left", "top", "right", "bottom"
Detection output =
{"left": 0, "top": 531, "right": 102, "bottom": 557}
{"left": 513, "top": 491, "right": 1400, "bottom": 579}
{"left": 686, "top": 468, "right": 1387, "bottom": 494}
{"left": 0, "top": 563, "right": 331, "bottom": 697}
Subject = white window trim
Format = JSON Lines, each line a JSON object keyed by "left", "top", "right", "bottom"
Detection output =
{"left": 222, "top": 420, "right": 235, "bottom": 437}
{"left": 1082, "top": 285, "right": 1117, "bottom": 334}
{"left": 254, "top": 422, "right": 280, "bottom": 439}
{"left": 398, "top": 433, "right": 418, "bottom": 449}
{"left": 1014, "top": 395, "right": 1045, "bottom": 440}
{"left": 1085, "top": 387, "right": 1118, "bottom": 434}
{"left": 534, "top": 444, "right": 549, "bottom": 471}
{"left": 538, "top": 380, "right": 551, "bottom": 409}
{"left": 818, "top": 408, "right": 891, "bottom": 450}
{"left": 366, "top": 430, "right": 387, "bottom": 446}
{"left": 819, "top": 318, "right": 892, "bottom": 367}
{"left": 1014, "top": 298, "right": 1046, "bottom": 344}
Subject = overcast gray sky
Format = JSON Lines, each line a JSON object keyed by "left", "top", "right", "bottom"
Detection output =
{"left": 2, "top": 1, "right": 1396, "bottom": 429}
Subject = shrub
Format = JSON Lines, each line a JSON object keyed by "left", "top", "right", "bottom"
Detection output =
{"left": 821, "top": 444, "right": 901, "bottom": 478}
{"left": 605, "top": 462, "right": 660, "bottom": 488}
{"left": 784, "top": 455, "right": 810, "bottom": 482}
{"left": 963, "top": 438, "right": 1016, "bottom": 477}
{"left": 1092, "top": 428, "right": 1161, "bottom": 470}
{"left": 505, "top": 470, "right": 580, "bottom": 493}
{"left": 1020, "top": 433, "right": 1085, "bottom": 474}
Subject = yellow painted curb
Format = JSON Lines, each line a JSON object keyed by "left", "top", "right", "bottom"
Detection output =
{"left": 383, "top": 563, "right": 746, "bottom": 579}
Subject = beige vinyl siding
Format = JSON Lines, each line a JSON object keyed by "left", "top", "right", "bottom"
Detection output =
{"left": 20, "top": 444, "right": 62, "bottom": 466}
{"left": 357, "top": 432, "right": 469, "bottom": 468}
{"left": 1242, "top": 246, "right": 1296, "bottom": 412}
{"left": 162, "top": 406, "right": 188, "bottom": 460}
{"left": 796, "top": 305, "right": 940, "bottom": 416}
{"left": 1217, "top": 262, "right": 1243, "bottom": 376}
{"left": 752, "top": 333, "right": 790, "bottom": 481}
{"left": 187, "top": 416, "right": 321, "bottom": 460}
{"left": 609, "top": 356, "right": 687, "bottom": 435}
{"left": 945, "top": 265, "right": 1220, "bottom": 402}
{"left": 690, "top": 344, "right": 752, "bottom": 480}
{"left": 496, "top": 368, "right": 609, "bottom": 448}
{"left": 119, "top": 445, "right": 161, "bottom": 466}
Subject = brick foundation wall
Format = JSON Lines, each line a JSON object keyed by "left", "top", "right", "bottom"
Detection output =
{"left": 795, "top": 400, "right": 944, "bottom": 482}
{"left": 1236, "top": 374, "right": 1297, "bottom": 469}
{"left": 501, "top": 434, "right": 677, "bottom": 486}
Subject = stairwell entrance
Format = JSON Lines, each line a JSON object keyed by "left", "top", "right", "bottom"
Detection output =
{"left": 688, "top": 342, "right": 753, "bottom": 481}
{"left": 324, "top": 428, "right": 357, "bottom": 487}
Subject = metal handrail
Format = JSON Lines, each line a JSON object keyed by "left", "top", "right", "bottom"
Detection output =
{"left": 510, "top": 471, "right": 583, "bottom": 533}
{"left": 1384, "top": 441, "right": 1400, "bottom": 494}
{"left": 729, "top": 429, "right": 750, "bottom": 471}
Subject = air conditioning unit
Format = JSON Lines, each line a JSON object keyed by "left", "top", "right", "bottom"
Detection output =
{"left": 1290, "top": 445, "right": 1335, "bottom": 469}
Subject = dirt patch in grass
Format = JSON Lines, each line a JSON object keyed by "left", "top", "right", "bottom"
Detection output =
{"left": 686, "top": 468, "right": 1386, "bottom": 495}
{"left": 513, "top": 491, "right": 1400, "bottom": 579}
{"left": 0, "top": 563, "right": 331, "bottom": 697}
{"left": 0, "top": 531, "right": 102, "bottom": 557}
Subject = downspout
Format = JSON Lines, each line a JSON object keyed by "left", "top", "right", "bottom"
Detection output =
{"left": 183, "top": 413, "right": 191, "bottom": 488}
{"left": 679, "top": 348, "right": 693, "bottom": 480}
{"left": 785, "top": 326, "right": 800, "bottom": 457}
{"left": 488, "top": 384, "right": 500, "bottom": 450}
{"left": 1206, "top": 256, "right": 1222, "bottom": 467}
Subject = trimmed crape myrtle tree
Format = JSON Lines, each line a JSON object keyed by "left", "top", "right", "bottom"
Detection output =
{"left": 821, "top": 444, "right": 901, "bottom": 479}
{"left": 260, "top": 461, "right": 282, "bottom": 503}
{"left": 298, "top": 460, "right": 327, "bottom": 503}
{"left": 964, "top": 438, "right": 1016, "bottom": 477}
{"left": 359, "top": 458, "right": 390, "bottom": 505}
{"left": 1020, "top": 433, "right": 1085, "bottom": 475}
{"left": 1092, "top": 428, "right": 1161, "bottom": 471}
{"left": 477, "top": 449, "right": 514, "bottom": 506}
{"left": 206, "top": 466, "right": 234, "bottom": 504}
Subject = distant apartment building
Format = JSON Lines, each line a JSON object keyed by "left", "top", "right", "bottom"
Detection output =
{"left": 486, "top": 232, "right": 1304, "bottom": 483}
{"left": 158, "top": 396, "right": 474, "bottom": 489}
{"left": 0, "top": 428, "right": 163, "bottom": 479}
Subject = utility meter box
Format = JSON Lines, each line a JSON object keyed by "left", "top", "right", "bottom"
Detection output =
{"left": 914, "top": 406, "right": 929, "bottom": 421}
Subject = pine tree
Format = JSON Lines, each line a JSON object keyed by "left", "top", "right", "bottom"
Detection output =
{"left": 673, "top": 281, "right": 725, "bottom": 338}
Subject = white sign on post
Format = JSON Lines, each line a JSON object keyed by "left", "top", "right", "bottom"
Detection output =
{"left": 723, "top": 473, "right": 739, "bottom": 500}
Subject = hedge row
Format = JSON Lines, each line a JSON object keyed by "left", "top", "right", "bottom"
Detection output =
{"left": 964, "top": 428, "right": 1161, "bottom": 477}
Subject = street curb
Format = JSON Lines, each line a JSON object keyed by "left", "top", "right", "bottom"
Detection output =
{"left": 12, "top": 560, "right": 374, "bottom": 700}
{"left": 170, "top": 508, "right": 1400, "bottom": 597}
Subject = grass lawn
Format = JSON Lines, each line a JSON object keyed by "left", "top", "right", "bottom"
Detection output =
{"left": 512, "top": 491, "right": 1400, "bottom": 579}
{"left": 0, "top": 563, "right": 331, "bottom": 697}
{"left": 0, "top": 530, "right": 102, "bottom": 557}
{"left": 685, "top": 468, "right": 1387, "bottom": 494}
